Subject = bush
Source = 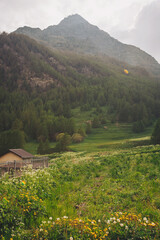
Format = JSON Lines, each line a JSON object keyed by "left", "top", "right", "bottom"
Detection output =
{"left": 72, "top": 133, "right": 84, "bottom": 143}
{"left": 55, "top": 133, "right": 71, "bottom": 151}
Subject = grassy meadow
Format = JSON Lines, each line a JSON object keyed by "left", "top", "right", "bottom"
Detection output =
{"left": 1, "top": 141, "right": 160, "bottom": 239}
{"left": 1, "top": 109, "right": 160, "bottom": 239}
{"left": 24, "top": 121, "right": 153, "bottom": 154}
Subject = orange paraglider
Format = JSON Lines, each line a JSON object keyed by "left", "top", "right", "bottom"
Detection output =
{"left": 124, "top": 69, "right": 129, "bottom": 75}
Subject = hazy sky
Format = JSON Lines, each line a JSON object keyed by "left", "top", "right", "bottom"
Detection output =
{"left": 0, "top": 0, "right": 159, "bottom": 62}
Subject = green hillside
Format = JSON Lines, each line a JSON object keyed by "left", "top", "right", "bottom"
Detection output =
{"left": 0, "top": 145, "right": 160, "bottom": 239}
{"left": 1, "top": 32, "right": 160, "bottom": 156}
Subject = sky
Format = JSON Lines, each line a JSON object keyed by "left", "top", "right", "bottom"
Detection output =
{"left": 0, "top": 0, "right": 159, "bottom": 62}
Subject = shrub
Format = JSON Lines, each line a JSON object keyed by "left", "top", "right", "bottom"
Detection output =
{"left": 72, "top": 133, "right": 84, "bottom": 143}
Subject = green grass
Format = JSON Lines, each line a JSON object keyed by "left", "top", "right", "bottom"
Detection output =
{"left": 70, "top": 123, "right": 153, "bottom": 152}
{"left": 24, "top": 123, "right": 153, "bottom": 154}
{"left": 1, "top": 144, "right": 160, "bottom": 238}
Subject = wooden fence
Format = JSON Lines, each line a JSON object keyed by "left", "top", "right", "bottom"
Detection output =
{"left": 0, "top": 157, "right": 49, "bottom": 177}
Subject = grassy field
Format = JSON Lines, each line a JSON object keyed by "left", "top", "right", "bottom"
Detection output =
{"left": 1, "top": 144, "right": 160, "bottom": 239}
{"left": 14, "top": 117, "right": 159, "bottom": 239}
{"left": 25, "top": 123, "right": 153, "bottom": 155}
{"left": 71, "top": 123, "right": 152, "bottom": 152}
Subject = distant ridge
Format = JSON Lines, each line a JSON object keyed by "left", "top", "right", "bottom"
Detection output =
{"left": 14, "top": 14, "right": 160, "bottom": 76}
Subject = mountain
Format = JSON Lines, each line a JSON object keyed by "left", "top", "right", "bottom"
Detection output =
{"left": 0, "top": 32, "right": 152, "bottom": 91}
{"left": 15, "top": 14, "right": 160, "bottom": 76}
{"left": 1, "top": 32, "right": 160, "bottom": 142}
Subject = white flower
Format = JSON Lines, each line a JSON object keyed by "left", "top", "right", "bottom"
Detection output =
{"left": 70, "top": 237, "right": 73, "bottom": 240}
{"left": 56, "top": 218, "right": 60, "bottom": 221}
{"left": 107, "top": 220, "right": 110, "bottom": 224}
{"left": 52, "top": 221, "right": 55, "bottom": 225}
{"left": 113, "top": 217, "right": 116, "bottom": 220}
{"left": 113, "top": 221, "right": 117, "bottom": 224}
{"left": 98, "top": 219, "right": 101, "bottom": 223}
{"left": 79, "top": 219, "right": 82, "bottom": 222}
{"left": 63, "top": 216, "right": 68, "bottom": 219}
{"left": 120, "top": 223, "right": 124, "bottom": 227}
{"left": 143, "top": 217, "right": 147, "bottom": 221}
{"left": 49, "top": 217, "right": 52, "bottom": 220}
{"left": 125, "top": 225, "right": 128, "bottom": 230}
{"left": 40, "top": 228, "right": 43, "bottom": 232}
{"left": 146, "top": 220, "right": 149, "bottom": 224}
{"left": 119, "top": 212, "right": 122, "bottom": 215}
{"left": 117, "top": 219, "right": 120, "bottom": 222}
{"left": 48, "top": 221, "right": 51, "bottom": 224}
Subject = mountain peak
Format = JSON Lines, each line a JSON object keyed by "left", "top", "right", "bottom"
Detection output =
{"left": 58, "top": 14, "right": 89, "bottom": 26}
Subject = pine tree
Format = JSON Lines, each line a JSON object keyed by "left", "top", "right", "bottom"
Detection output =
{"left": 151, "top": 119, "right": 160, "bottom": 144}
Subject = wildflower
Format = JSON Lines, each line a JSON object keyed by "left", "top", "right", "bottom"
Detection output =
{"left": 49, "top": 217, "right": 52, "bottom": 220}
{"left": 150, "top": 222, "right": 156, "bottom": 227}
{"left": 63, "top": 216, "right": 68, "bottom": 219}
{"left": 117, "top": 219, "right": 120, "bottom": 222}
{"left": 120, "top": 223, "right": 124, "bottom": 227}
{"left": 143, "top": 217, "right": 147, "bottom": 221}
{"left": 56, "top": 218, "right": 60, "bottom": 221}
{"left": 107, "top": 220, "right": 110, "bottom": 224}
{"left": 48, "top": 221, "right": 51, "bottom": 224}
{"left": 125, "top": 225, "right": 128, "bottom": 230}
{"left": 98, "top": 219, "right": 101, "bottom": 223}
{"left": 70, "top": 237, "right": 73, "bottom": 240}
{"left": 40, "top": 228, "right": 43, "bottom": 232}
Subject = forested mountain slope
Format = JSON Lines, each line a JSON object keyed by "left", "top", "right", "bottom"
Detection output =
{"left": 15, "top": 14, "right": 160, "bottom": 76}
{"left": 0, "top": 32, "right": 160, "bottom": 145}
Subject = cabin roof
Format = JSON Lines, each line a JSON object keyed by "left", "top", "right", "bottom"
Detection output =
{"left": 9, "top": 149, "right": 34, "bottom": 159}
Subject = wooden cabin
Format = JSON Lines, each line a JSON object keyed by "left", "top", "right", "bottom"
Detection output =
{"left": 0, "top": 149, "right": 34, "bottom": 176}
{"left": 0, "top": 149, "right": 34, "bottom": 164}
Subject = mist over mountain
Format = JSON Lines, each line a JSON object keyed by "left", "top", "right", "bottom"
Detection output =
{"left": 15, "top": 14, "right": 160, "bottom": 76}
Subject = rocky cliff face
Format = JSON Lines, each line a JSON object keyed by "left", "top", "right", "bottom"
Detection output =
{"left": 15, "top": 14, "right": 160, "bottom": 76}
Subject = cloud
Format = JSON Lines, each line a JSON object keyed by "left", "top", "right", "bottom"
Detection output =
{"left": 0, "top": 0, "right": 154, "bottom": 32}
{"left": 112, "top": 0, "right": 160, "bottom": 62}
{"left": 0, "top": 0, "right": 158, "bottom": 62}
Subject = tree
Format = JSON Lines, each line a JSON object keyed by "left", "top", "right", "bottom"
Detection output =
{"left": 55, "top": 133, "right": 71, "bottom": 152}
{"left": 77, "top": 127, "right": 86, "bottom": 137}
{"left": 0, "top": 129, "right": 25, "bottom": 156}
{"left": 132, "top": 121, "right": 145, "bottom": 133}
{"left": 37, "top": 139, "right": 50, "bottom": 155}
{"left": 92, "top": 117, "right": 100, "bottom": 128}
{"left": 151, "top": 118, "right": 160, "bottom": 144}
